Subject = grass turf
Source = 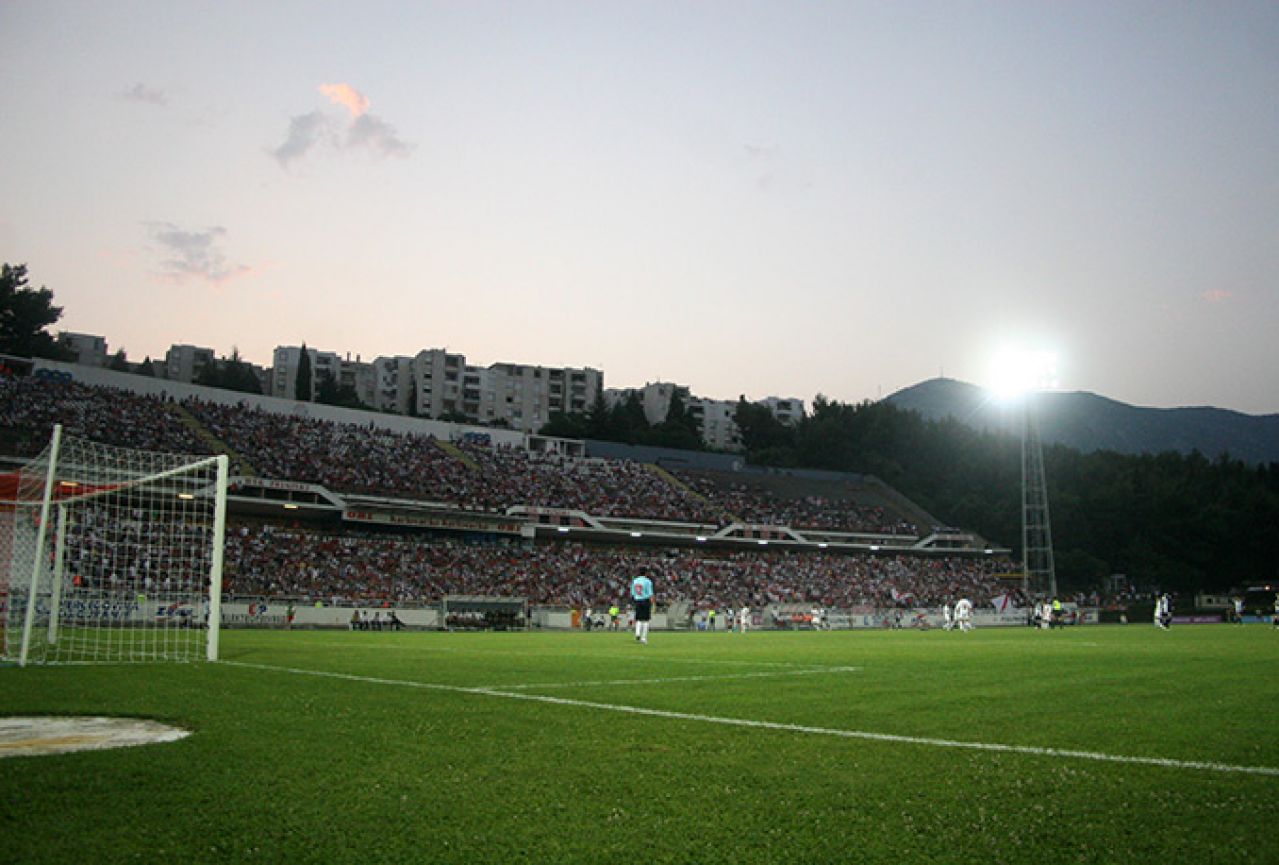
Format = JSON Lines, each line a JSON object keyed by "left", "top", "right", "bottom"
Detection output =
{"left": 2, "top": 624, "right": 1277, "bottom": 864}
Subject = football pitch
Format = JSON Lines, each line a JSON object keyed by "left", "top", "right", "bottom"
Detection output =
{"left": 2, "top": 624, "right": 1277, "bottom": 864}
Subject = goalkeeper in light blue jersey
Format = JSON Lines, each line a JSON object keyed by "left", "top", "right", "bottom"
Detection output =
{"left": 632, "top": 574, "right": 654, "bottom": 644}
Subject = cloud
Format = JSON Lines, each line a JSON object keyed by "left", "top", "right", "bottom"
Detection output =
{"left": 271, "top": 110, "right": 334, "bottom": 167}
{"left": 122, "top": 82, "right": 168, "bottom": 106}
{"left": 318, "top": 83, "right": 370, "bottom": 118}
{"left": 1200, "top": 289, "right": 1233, "bottom": 304}
{"left": 146, "top": 223, "right": 250, "bottom": 283}
{"left": 270, "top": 84, "right": 413, "bottom": 168}
{"left": 347, "top": 113, "right": 413, "bottom": 159}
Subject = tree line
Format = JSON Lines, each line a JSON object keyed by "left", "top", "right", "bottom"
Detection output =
{"left": 730, "top": 395, "right": 1279, "bottom": 594}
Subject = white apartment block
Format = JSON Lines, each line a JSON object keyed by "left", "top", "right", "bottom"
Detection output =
{"left": 374, "top": 355, "right": 416, "bottom": 415}
{"left": 604, "top": 382, "right": 805, "bottom": 451}
{"left": 412, "top": 349, "right": 601, "bottom": 431}
{"left": 759, "top": 396, "right": 805, "bottom": 426}
{"left": 164, "top": 344, "right": 216, "bottom": 383}
{"left": 692, "top": 398, "right": 744, "bottom": 451}
{"left": 272, "top": 346, "right": 375, "bottom": 406}
{"left": 272, "top": 345, "right": 601, "bottom": 431}
{"left": 57, "top": 332, "right": 108, "bottom": 367}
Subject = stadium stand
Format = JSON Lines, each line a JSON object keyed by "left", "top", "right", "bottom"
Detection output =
{"left": 222, "top": 523, "right": 1013, "bottom": 610}
{"left": 4, "top": 372, "right": 1014, "bottom": 617}
{"left": 0, "top": 375, "right": 208, "bottom": 457}
{"left": 673, "top": 468, "right": 918, "bottom": 535}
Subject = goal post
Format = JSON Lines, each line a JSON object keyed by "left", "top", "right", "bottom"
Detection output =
{"left": 2, "top": 425, "right": 228, "bottom": 666}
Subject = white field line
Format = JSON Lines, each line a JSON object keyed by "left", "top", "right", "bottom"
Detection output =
{"left": 498, "top": 666, "right": 862, "bottom": 691}
{"left": 250, "top": 641, "right": 824, "bottom": 669}
{"left": 219, "top": 660, "right": 1279, "bottom": 778}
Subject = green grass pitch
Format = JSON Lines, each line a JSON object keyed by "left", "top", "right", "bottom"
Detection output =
{"left": 2, "top": 624, "right": 1277, "bottom": 864}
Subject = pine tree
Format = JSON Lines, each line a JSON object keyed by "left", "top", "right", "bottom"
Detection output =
{"left": 295, "top": 343, "right": 312, "bottom": 401}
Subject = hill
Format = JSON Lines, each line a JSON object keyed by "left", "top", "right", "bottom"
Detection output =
{"left": 886, "top": 378, "right": 1279, "bottom": 465}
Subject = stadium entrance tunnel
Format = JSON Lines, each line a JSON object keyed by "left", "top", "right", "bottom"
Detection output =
{"left": 0, "top": 716, "right": 190, "bottom": 758}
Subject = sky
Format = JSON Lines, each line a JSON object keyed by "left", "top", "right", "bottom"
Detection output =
{"left": 2, "top": 1, "right": 1277, "bottom": 415}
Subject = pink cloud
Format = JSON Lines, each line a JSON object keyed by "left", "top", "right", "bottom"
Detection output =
{"left": 318, "top": 83, "right": 370, "bottom": 118}
{"left": 1200, "top": 290, "right": 1233, "bottom": 304}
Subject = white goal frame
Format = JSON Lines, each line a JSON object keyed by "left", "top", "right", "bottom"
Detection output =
{"left": 2, "top": 425, "right": 228, "bottom": 665}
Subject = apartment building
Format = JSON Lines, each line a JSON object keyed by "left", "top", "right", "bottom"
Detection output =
{"left": 605, "top": 382, "right": 805, "bottom": 451}
{"left": 271, "top": 345, "right": 375, "bottom": 405}
{"left": 56, "top": 332, "right": 108, "bottom": 367}
{"left": 164, "top": 344, "right": 215, "bottom": 383}
{"left": 412, "top": 349, "right": 601, "bottom": 431}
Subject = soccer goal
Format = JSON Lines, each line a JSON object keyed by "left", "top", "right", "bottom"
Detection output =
{"left": 441, "top": 595, "right": 529, "bottom": 631}
{"left": 1, "top": 425, "right": 228, "bottom": 666}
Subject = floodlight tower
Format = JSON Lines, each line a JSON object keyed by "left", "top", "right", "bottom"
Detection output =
{"left": 1020, "top": 390, "right": 1056, "bottom": 601}
{"left": 991, "top": 348, "right": 1058, "bottom": 600}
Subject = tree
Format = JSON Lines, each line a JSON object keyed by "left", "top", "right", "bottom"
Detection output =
{"left": 734, "top": 396, "right": 795, "bottom": 457}
{"left": 294, "top": 343, "right": 312, "bottom": 401}
{"left": 108, "top": 349, "right": 130, "bottom": 372}
{"left": 0, "top": 263, "right": 74, "bottom": 360}
{"left": 195, "top": 348, "right": 263, "bottom": 395}
{"left": 314, "top": 369, "right": 341, "bottom": 404}
{"left": 540, "top": 412, "right": 588, "bottom": 439}
{"left": 584, "top": 391, "right": 613, "bottom": 439}
{"left": 613, "top": 392, "right": 650, "bottom": 444}
{"left": 137, "top": 356, "right": 157, "bottom": 377}
{"left": 651, "top": 387, "right": 703, "bottom": 450}
{"left": 221, "top": 348, "right": 262, "bottom": 394}
{"left": 314, "top": 369, "right": 367, "bottom": 410}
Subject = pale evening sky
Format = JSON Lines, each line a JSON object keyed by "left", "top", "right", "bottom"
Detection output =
{"left": 2, "top": 1, "right": 1277, "bottom": 414}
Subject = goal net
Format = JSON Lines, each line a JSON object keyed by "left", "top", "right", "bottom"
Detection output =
{"left": 1, "top": 425, "right": 228, "bottom": 665}
{"left": 441, "top": 595, "right": 528, "bottom": 631}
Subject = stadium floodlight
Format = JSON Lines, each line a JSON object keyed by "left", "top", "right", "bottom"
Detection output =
{"left": 987, "top": 346, "right": 1060, "bottom": 601}
{"left": 988, "top": 347, "right": 1060, "bottom": 401}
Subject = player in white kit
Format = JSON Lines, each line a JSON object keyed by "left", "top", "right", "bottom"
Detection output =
{"left": 953, "top": 598, "right": 974, "bottom": 632}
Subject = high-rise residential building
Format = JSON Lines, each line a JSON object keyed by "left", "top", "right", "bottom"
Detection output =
{"left": 272, "top": 345, "right": 599, "bottom": 431}
{"left": 373, "top": 355, "right": 416, "bottom": 415}
{"left": 411, "top": 349, "right": 601, "bottom": 431}
{"left": 759, "top": 396, "right": 805, "bottom": 426}
{"left": 604, "top": 382, "right": 805, "bottom": 451}
{"left": 164, "top": 344, "right": 216, "bottom": 383}
{"left": 56, "top": 332, "right": 108, "bottom": 367}
{"left": 272, "top": 345, "right": 374, "bottom": 405}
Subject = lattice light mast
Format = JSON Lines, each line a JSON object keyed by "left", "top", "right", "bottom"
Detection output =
{"left": 1021, "top": 391, "right": 1056, "bottom": 600}
{"left": 990, "top": 347, "right": 1059, "bottom": 601}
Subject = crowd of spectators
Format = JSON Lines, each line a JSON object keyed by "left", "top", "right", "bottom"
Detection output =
{"left": 456, "top": 442, "right": 723, "bottom": 523}
{"left": 223, "top": 523, "right": 1014, "bottom": 611}
{"left": 0, "top": 376, "right": 207, "bottom": 457}
{"left": 183, "top": 399, "right": 483, "bottom": 503}
{"left": 57, "top": 505, "right": 214, "bottom": 596}
{"left": 674, "top": 472, "right": 917, "bottom": 535}
{"left": 3, "top": 375, "right": 917, "bottom": 534}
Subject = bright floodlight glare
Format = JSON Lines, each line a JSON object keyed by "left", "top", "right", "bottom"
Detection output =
{"left": 989, "top": 347, "right": 1060, "bottom": 401}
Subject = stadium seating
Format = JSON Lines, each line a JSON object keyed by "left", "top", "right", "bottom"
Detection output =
{"left": 222, "top": 523, "right": 1013, "bottom": 609}
{"left": 4, "top": 375, "right": 1013, "bottom": 612}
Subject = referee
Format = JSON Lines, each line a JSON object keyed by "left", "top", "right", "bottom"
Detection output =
{"left": 632, "top": 572, "right": 654, "bottom": 645}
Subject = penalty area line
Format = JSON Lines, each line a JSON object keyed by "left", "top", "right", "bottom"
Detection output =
{"left": 219, "top": 660, "right": 1279, "bottom": 778}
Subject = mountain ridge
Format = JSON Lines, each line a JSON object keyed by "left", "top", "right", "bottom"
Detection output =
{"left": 884, "top": 378, "right": 1279, "bottom": 465}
